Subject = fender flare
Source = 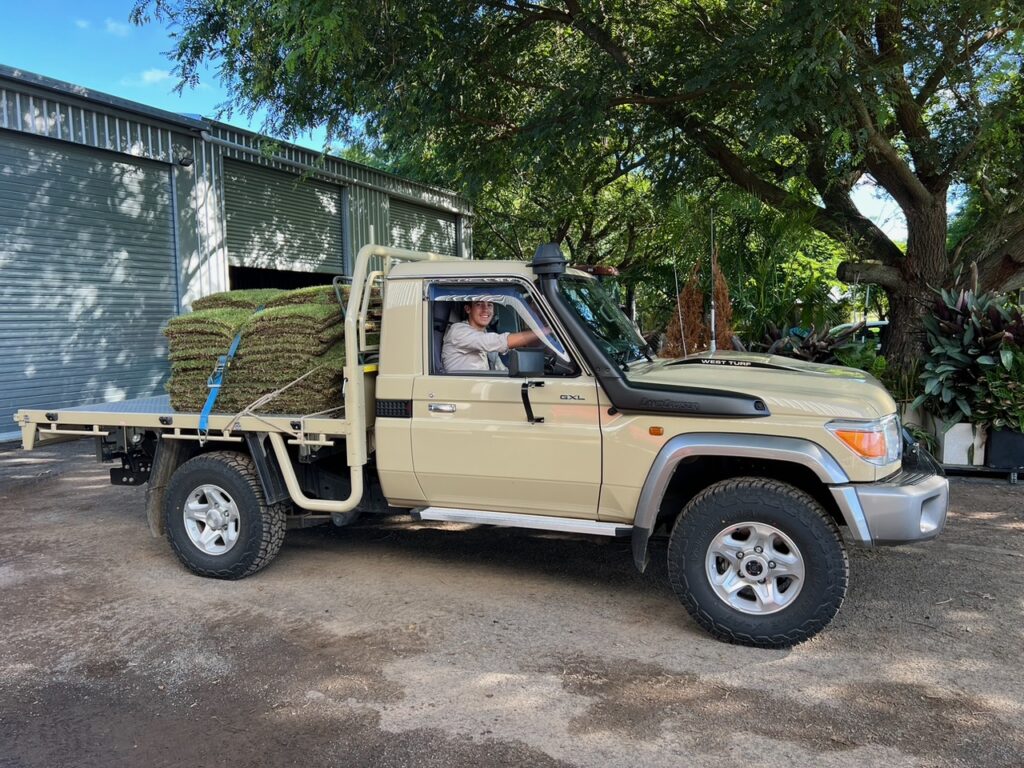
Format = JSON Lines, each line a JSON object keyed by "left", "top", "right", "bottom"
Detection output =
{"left": 630, "top": 433, "right": 854, "bottom": 572}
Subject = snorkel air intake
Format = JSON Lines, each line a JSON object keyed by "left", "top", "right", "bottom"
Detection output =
{"left": 532, "top": 243, "right": 568, "bottom": 277}
{"left": 531, "top": 243, "right": 769, "bottom": 418}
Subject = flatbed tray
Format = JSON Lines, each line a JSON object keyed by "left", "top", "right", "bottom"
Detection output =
{"left": 13, "top": 394, "right": 351, "bottom": 450}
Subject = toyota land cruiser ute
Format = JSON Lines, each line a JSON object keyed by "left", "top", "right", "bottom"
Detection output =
{"left": 13, "top": 243, "right": 949, "bottom": 648}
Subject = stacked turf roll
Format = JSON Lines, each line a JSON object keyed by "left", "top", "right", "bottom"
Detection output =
{"left": 164, "top": 284, "right": 380, "bottom": 415}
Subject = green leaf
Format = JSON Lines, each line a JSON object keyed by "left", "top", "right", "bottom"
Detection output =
{"left": 977, "top": 355, "right": 996, "bottom": 366}
{"left": 1001, "top": 348, "right": 1014, "bottom": 369}
{"left": 957, "top": 398, "right": 972, "bottom": 418}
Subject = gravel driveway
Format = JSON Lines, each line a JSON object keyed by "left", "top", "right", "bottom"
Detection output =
{"left": 1, "top": 440, "right": 1022, "bottom": 768}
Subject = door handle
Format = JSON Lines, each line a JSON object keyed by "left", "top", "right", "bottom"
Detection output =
{"left": 520, "top": 381, "right": 545, "bottom": 424}
{"left": 428, "top": 403, "right": 456, "bottom": 413}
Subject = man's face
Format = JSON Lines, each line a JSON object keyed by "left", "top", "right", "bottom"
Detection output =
{"left": 466, "top": 300, "right": 495, "bottom": 329}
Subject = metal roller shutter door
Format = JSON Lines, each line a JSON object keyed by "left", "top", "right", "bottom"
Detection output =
{"left": 223, "top": 160, "right": 343, "bottom": 273}
{"left": 0, "top": 131, "right": 178, "bottom": 436}
{"left": 389, "top": 198, "right": 457, "bottom": 257}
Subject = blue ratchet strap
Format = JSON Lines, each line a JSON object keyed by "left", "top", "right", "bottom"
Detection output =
{"left": 198, "top": 305, "right": 264, "bottom": 436}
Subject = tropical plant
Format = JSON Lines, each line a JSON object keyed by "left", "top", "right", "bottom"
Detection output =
{"left": 906, "top": 424, "right": 939, "bottom": 456}
{"left": 972, "top": 351, "right": 1024, "bottom": 432}
{"left": 763, "top": 322, "right": 867, "bottom": 364}
{"left": 833, "top": 341, "right": 887, "bottom": 379}
{"left": 880, "top": 359, "right": 924, "bottom": 405}
{"left": 911, "top": 290, "right": 1024, "bottom": 423}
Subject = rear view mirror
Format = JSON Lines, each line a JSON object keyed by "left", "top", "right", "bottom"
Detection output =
{"left": 508, "top": 348, "right": 544, "bottom": 378}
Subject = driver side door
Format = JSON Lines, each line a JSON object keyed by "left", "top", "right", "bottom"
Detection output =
{"left": 410, "top": 281, "right": 603, "bottom": 519}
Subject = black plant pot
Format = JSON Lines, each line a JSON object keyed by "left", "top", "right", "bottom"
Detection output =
{"left": 986, "top": 428, "right": 1024, "bottom": 470}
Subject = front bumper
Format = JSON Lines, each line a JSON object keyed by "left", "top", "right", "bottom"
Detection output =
{"left": 830, "top": 443, "right": 949, "bottom": 546}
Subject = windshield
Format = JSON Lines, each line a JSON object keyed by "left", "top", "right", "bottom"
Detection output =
{"left": 559, "top": 276, "right": 647, "bottom": 366}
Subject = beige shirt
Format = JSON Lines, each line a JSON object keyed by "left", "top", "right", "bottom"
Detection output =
{"left": 442, "top": 322, "right": 510, "bottom": 371}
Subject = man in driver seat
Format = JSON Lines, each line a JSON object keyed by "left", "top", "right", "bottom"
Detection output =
{"left": 442, "top": 300, "right": 540, "bottom": 372}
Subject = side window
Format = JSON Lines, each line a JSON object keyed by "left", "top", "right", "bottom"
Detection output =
{"left": 429, "top": 283, "right": 578, "bottom": 376}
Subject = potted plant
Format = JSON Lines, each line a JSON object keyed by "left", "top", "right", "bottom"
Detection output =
{"left": 973, "top": 350, "right": 1024, "bottom": 470}
{"left": 881, "top": 359, "right": 925, "bottom": 428}
{"left": 911, "top": 289, "right": 1024, "bottom": 465}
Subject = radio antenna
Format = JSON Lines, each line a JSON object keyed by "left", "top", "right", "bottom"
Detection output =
{"left": 673, "top": 262, "right": 687, "bottom": 357}
{"left": 709, "top": 209, "right": 717, "bottom": 354}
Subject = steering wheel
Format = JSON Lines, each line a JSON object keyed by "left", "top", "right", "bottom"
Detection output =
{"left": 542, "top": 347, "right": 576, "bottom": 376}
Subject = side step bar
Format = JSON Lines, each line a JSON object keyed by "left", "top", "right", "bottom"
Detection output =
{"left": 411, "top": 507, "right": 632, "bottom": 537}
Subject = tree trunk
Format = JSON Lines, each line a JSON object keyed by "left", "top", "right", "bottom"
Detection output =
{"left": 884, "top": 199, "right": 949, "bottom": 371}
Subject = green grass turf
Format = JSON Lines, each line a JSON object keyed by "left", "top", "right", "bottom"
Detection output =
{"left": 191, "top": 288, "right": 285, "bottom": 311}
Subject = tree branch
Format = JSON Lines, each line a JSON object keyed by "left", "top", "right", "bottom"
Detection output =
{"left": 608, "top": 92, "right": 706, "bottom": 106}
{"left": 847, "top": 87, "right": 934, "bottom": 209}
{"left": 799, "top": 128, "right": 902, "bottom": 266}
{"left": 916, "top": 25, "right": 1019, "bottom": 106}
{"left": 563, "top": 0, "right": 633, "bottom": 71}
{"left": 872, "top": 3, "right": 942, "bottom": 182}
{"left": 671, "top": 112, "right": 904, "bottom": 266}
{"left": 836, "top": 260, "right": 903, "bottom": 290}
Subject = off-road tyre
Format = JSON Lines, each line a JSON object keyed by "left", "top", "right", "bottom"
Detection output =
{"left": 164, "top": 451, "right": 287, "bottom": 579}
{"left": 668, "top": 477, "right": 848, "bottom": 649}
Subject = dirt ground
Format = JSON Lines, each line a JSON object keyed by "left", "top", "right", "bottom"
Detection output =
{"left": 0, "top": 440, "right": 1022, "bottom": 768}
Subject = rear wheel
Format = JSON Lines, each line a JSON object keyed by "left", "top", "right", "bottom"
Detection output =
{"left": 668, "top": 477, "right": 848, "bottom": 648}
{"left": 164, "top": 451, "right": 286, "bottom": 579}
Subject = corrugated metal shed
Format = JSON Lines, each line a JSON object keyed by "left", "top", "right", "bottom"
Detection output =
{"left": 0, "top": 64, "right": 472, "bottom": 440}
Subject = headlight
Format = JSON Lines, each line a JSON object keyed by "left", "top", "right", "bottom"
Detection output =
{"left": 826, "top": 414, "right": 902, "bottom": 466}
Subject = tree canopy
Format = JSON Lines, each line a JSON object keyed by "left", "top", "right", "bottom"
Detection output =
{"left": 134, "top": 0, "right": 1024, "bottom": 365}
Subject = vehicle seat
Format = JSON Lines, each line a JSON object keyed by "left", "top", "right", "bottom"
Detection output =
{"left": 432, "top": 302, "right": 464, "bottom": 374}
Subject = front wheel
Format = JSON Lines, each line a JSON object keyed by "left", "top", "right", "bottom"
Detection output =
{"left": 164, "top": 451, "right": 287, "bottom": 579}
{"left": 668, "top": 477, "right": 848, "bottom": 649}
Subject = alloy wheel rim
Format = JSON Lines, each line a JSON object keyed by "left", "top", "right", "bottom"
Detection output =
{"left": 183, "top": 483, "right": 241, "bottom": 556}
{"left": 704, "top": 521, "right": 805, "bottom": 615}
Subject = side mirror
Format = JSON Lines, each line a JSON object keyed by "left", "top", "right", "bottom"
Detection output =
{"left": 508, "top": 348, "right": 545, "bottom": 378}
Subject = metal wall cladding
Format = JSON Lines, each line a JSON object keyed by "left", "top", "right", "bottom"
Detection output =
{"left": 209, "top": 122, "right": 472, "bottom": 218}
{"left": 223, "top": 159, "right": 343, "bottom": 273}
{"left": 389, "top": 198, "right": 457, "bottom": 258}
{"left": 0, "top": 131, "right": 178, "bottom": 430}
{"left": 348, "top": 185, "right": 390, "bottom": 273}
{"left": 0, "top": 82, "right": 183, "bottom": 163}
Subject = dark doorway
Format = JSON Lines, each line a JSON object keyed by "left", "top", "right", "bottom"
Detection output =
{"left": 229, "top": 265, "right": 340, "bottom": 290}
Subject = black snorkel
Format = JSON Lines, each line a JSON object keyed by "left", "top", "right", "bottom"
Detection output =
{"left": 531, "top": 243, "right": 769, "bottom": 418}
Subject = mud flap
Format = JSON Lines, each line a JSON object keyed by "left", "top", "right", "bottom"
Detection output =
{"left": 145, "top": 438, "right": 187, "bottom": 538}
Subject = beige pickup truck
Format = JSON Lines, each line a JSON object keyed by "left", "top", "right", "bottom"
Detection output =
{"left": 13, "top": 243, "right": 949, "bottom": 648}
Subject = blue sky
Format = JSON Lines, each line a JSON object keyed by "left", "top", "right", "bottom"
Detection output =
{"left": 1, "top": 1, "right": 328, "bottom": 147}
{"left": 1, "top": 1, "right": 908, "bottom": 240}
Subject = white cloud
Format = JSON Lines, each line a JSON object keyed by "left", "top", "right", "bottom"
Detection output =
{"left": 74, "top": 19, "right": 90, "bottom": 29}
{"left": 141, "top": 69, "right": 172, "bottom": 85}
{"left": 120, "top": 69, "right": 174, "bottom": 88}
{"left": 105, "top": 18, "right": 131, "bottom": 37}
